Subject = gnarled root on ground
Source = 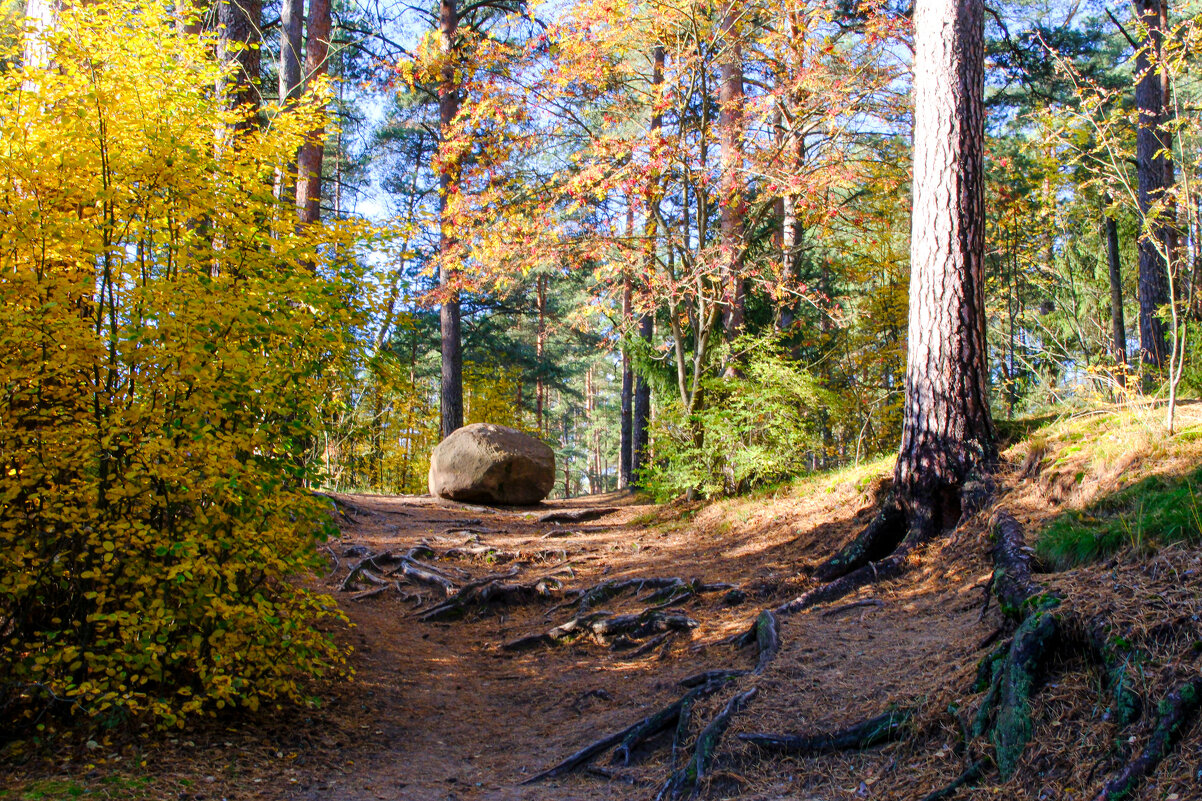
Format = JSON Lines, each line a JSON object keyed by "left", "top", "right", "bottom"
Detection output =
{"left": 1091, "top": 677, "right": 1202, "bottom": 801}
{"left": 502, "top": 609, "right": 699, "bottom": 652}
{"left": 521, "top": 674, "right": 739, "bottom": 785}
{"left": 655, "top": 687, "right": 758, "bottom": 800}
{"left": 739, "top": 706, "right": 912, "bottom": 754}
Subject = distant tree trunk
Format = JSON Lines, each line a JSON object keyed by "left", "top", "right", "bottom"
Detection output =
{"left": 778, "top": 135, "right": 805, "bottom": 334}
{"left": 535, "top": 273, "right": 547, "bottom": 436}
{"left": 276, "top": 0, "right": 304, "bottom": 202}
{"left": 632, "top": 46, "right": 663, "bottom": 487}
{"left": 22, "top": 0, "right": 56, "bottom": 71}
{"left": 216, "top": 0, "right": 262, "bottom": 125}
{"left": 438, "top": 0, "right": 463, "bottom": 439}
{"left": 296, "top": 0, "right": 330, "bottom": 224}
{"left": 562, "top": 412, "right": 572, "bottom": 498}
{"left": 1133, "top": 0, "right": 1173, "bottom": 374}
{"left": 718, "top": 2, "right": 745, "bottom": 344}
{"left": 895, "top": 0, "right": 995, "bottom": 534}
{"left": 1105, "top": 210, "right": 1128, "bottom": 387}
{"left": 620, "top": 278, "right": 634, "bottom": 488}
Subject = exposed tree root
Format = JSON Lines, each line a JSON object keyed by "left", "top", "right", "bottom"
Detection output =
{"left": 418, "top": 567, "right": 569, "bottom": 622}
{"left": 441, "top": 543, "right": 520, "bottom": 562}
{"left": 917, "top": 761, "right": 985, "bottom": 801}
{"left": 776, "top": 550, "right": 911, "bottom": 616}
{"left": 968, "top": 510, "right": 1064, "bottom": 779}
{"left": 812, "top": 499, "right": 906, "bottom": 581}
{"left": 679, "top": 669, "right": 748, "bottom": 688}
{"left": 315, "top": 491, "right": 373, "bottom": 523}
{"left": 751, "top": 610, "right": 778, "bottom": 675}
{"left": 522, "top": 676, "right": 737, "bottom": 785}
{"left": 558, "top": 576, "right": 732, "bottom": 616}
{"left": 502, "top": 609, "right": 698, "bottom": 652}
{"left": 821, "top": 598, "right": 884, "bottom": 618}
{"left": 655, "top": 687, "right": 758, "bottom": 800}
{"left": 1091, "top": 676, "right": 1202, "bottom": 801}
{"left": 539, "top": 507, "right": 620, "bottom": 524}
{"left": 739, "top": 706, "right": 912, "bottom": 754}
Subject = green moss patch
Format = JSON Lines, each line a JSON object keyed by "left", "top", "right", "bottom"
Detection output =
{"left": 1037, "top": 467, "right": 1202, "bottom": 569}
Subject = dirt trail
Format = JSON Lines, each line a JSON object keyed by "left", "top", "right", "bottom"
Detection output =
{"left": 284, "top": 487, "right": 996, "bottom": 801}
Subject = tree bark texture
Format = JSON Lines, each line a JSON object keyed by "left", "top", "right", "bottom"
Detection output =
{"left": 620, "top": 276, "right": 634, "bottom": 488}
{"left": 216, "top": 0, "right": 262, "bottom": 122}
{"left": 631, "top": 46, "right": 663, "bottom": 486}
{"left": 718, "top": 4, "right": 745, "bottom": 343}
{"left": 216, "top": 0, "right": 261, "bottom": 118}
{"left": 438, "top": 0, "right": 464, "bottom": 439}
{"left": 1133, "top": 0, "right": 1173, "bottom": 372}
{"left": 296, "top": 0, "right": 331, "bottom": 225}
{"left": 896, "top": 0, "right": 995, "bottom": 527}
{"left": 275, "top": 0, "right": 303, "bottom": 202}
{"left": 279, "top": 0, "right": 303, "bottom": 105}
{"left": 1105, "top": 212, "right": 1128, "bottom": 386}
{"left": 22, "top": 0, "right": 57, "bottom": 71}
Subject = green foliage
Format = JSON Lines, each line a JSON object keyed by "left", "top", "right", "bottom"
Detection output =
{"left": 1037, "top": 468, "right": 1202, "bottom": 569}
{"left": 0, "top": 0, "right": 358, "bottom": 733}
{"left": 641, "top": 336, "right": 834, "bottom": 501}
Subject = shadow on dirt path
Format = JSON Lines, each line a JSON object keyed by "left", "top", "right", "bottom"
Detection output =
{"left": 284, "top": 487, "right": 993, "bottom": 801}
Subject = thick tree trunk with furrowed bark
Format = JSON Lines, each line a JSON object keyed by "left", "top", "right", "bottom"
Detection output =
{"left": 275, "top": 0, "right": 303, "bottom": 203}
{"left": 718, "top": 5, "right": 745, "bottom": 345}
{"left": 895, "top": 0, "right": 995, "bottom": 533}
{"left": 216, "top": 0, "right": 261, "bottom": 126}
{"left": 1133, "top": 0, "right": 1173, "bottom": 374}
{"left": 296, "top": 0, "right": 330, "bottom": 225}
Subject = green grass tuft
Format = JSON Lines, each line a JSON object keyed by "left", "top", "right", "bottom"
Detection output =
{"left": 1037, "top": 467, "right": 1202, "bottom": 569}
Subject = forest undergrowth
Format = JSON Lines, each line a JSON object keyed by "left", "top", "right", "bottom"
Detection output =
{"left": 3, "top": 403, "right": 1202, "bottom": 801}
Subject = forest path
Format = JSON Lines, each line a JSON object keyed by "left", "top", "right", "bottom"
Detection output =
{"left": 282, "top": 486, "right": 994, "bottom": 801}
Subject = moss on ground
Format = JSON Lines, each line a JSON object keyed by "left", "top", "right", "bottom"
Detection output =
{"left": 1036, "top": 467, "right": 1202, "bottom": 569}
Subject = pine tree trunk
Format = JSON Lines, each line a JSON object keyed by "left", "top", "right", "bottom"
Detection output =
{"left": 438, "top": 0, "right": 463, "bottom": 439}
{"left": 896, "top": 0, "right": 995, "bottom": 531}
{"left": 296, "top": 0, "right": 330, "bottom": 225}
{"left": 631, "top": 46, "right": 663, "bottom": 487}
{"left": 620, "top": 274, "right": 633, "bottom": 488}
{"left": 1105, "top": 211, "right": 1128, "bottom": 387}
{"left": 216, "top": 0, "right": 261, "bottom": 124}
{"left": 535, "top": 273, "right": 547, "bottom": 436}
{"left": 718, "top": 2, "right": 745, "bottom": 344}
{"left": 276, "top": 0, "right": 304, "bottom": 202}
{"left": 779, "top": 136, "right": 804, "bottom": 334}
{"left": 1133, "top": 0, "right": 1173, "bottom": 373}
{"left": 22, "top": 0, "right": 56, "bottom": 71}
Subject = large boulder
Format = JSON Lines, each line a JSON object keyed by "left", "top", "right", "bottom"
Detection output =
{"left": 428, "top": 423, "right": 555, "bottom": 505}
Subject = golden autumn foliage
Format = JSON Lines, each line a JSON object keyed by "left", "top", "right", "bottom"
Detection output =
{"left": 0, "top": 0, "right": 362, "bottom": 731}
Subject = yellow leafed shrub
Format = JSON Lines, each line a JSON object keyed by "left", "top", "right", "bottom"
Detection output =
{"left": 0, "top": 0, "right": 358, "bottom": 733}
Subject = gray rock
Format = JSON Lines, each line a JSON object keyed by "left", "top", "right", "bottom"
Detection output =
{"left": 428, "top": 423, "right": 555, "bottom": 505}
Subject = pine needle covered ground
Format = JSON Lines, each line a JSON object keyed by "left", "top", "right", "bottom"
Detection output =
{"left": 4, "top": 402, "right": 1202, "bottom": 800}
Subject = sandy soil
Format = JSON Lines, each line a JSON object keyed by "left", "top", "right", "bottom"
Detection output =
{"left": 278, "top": 483, "right": 1000, "bottom": 801}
